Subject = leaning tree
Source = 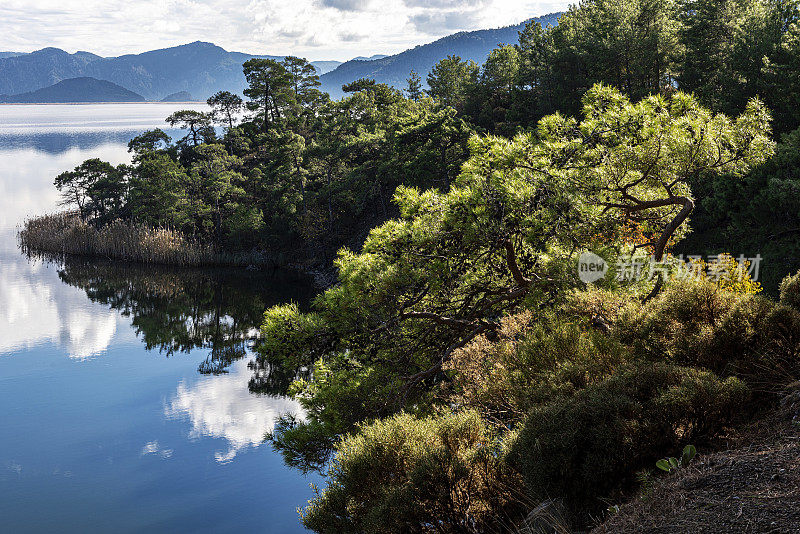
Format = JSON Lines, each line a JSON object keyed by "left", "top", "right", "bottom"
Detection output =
{"left": 257, "top": 84, "right": 773, "bottom": 460}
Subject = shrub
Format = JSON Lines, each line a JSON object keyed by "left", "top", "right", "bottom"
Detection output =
{"left": 616, "top": 278, "right": 746, "bottom": 369}
{"left": 615, "top": 277, "right": 800, "bottom": 392}
{"left": 744, "top": 304, "right": 800, "bottom": 391}
{"left": 780, "top": 270, "right": 800, "bottom": 310}
{"left": 616, "top": 278, "right": 778, "bottom": 374}
{"left": 508, "top": 363, "right": 749, "bottom": 518}
{"left": 301, "top": 411, "right": 525, "bottom": 534}
{"left": 445, "top": 310, "right": 630, "bottom": 427}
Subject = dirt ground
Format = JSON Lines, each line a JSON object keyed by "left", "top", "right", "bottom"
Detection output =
{"left": 593, "top": 389, "right": 800, "bottom": 534}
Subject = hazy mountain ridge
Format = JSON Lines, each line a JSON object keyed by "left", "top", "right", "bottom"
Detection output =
{"left": 313, "top": 60, "right": 344, "bottom": 74}
{"left": 0, "top": 48, "right": 102, "bottom": 96}
{"left": 0, "top": 15, "right": 561, "bottom": 101}
{"left": 0, "top": 42, "right": 338, "bottom": 101}
{"left": 0, "top": 77, "right": 145, "bottom": 103}
{"left": 319, "top": 13, "right": 561, "bottom": 97}
{"left": 160, "top": 91, "right": 196, "bottom": 102}
{"left": 350, "top": 54, "right": 389, "bottom": 61}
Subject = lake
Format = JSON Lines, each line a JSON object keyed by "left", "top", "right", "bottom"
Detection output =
{"left": 0, "top": 104, "right": 322, "bottom": 533}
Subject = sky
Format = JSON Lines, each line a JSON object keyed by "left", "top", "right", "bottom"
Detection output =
{"left": 0, "top": 0, "right": 571, "bottom": 61}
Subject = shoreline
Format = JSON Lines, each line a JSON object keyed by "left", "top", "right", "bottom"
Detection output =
{"left": 18, "top": 212, "right": 335, "bottom": 289}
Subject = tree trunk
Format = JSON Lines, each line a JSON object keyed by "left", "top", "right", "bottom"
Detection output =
{"left": 326, "top": 165, "right": 334, "bottom": 231}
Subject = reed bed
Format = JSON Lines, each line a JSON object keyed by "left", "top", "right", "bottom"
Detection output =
{"left": 19, "top": 213, "right": 226, "bottom": 266}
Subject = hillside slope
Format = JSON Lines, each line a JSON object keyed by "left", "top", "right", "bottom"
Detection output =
{"left": 0, "top": 77, "right": 145, "bottom": 103}
{"left": 320, "top": 13, "right": 561, "bottom": 97}
{"left": 593, "top": 390, "right": 800, "bottom": 534}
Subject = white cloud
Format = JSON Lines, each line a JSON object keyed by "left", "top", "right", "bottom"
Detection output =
{"left": 410, "top": 10, "right": 482, "bottom": 34}
{"left": 318, "top": 0, "right": 374, "bottom": 11}
{"left": 403, "top": 0, "right": 489, "bottom": 8}
{"left": 165, "top": 359, "right": 304, "bottom": 463}
{"left": 0, "top": 0, "right": 571, "bottom": 60}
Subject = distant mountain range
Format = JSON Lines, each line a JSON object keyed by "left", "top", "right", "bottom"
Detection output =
{"left": 351, "top": 54, "right": 389, "bottom": 62}
{"left": 0, "top": 77, "right": 145, "bottom": 103}
{"left": 313, "top": 61, "right": 344, "bottom": 74}
{"left": 0, "top": 13, "right": 561, "bottom": 102}
{"left": 0, "top": 43, "right": 340, "bottom": 101}
{"left": 319, "top": 13, "right": 560, "bottom": 97}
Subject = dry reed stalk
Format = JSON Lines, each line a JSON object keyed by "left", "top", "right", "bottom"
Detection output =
{"left": 18, "top": 212, "right": 221, "bottom": 266}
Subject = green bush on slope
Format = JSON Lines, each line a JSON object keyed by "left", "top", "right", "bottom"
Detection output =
{"left": 618, "top": 277, "right": 800, "bottom": 392}
{"left": 445, "top": 308, "right": 631, "bottom": 428}
{"left": 295, "top": 274, "right": 800, "bottom": 532}
{"left": 301, "top": 410, "right": 524, "bottom": 534}
{"left": 508, "top": 363, "right": 750, "bottom": 517}
{"left": 781, "top": 270, "right": 800, "bottom": 310}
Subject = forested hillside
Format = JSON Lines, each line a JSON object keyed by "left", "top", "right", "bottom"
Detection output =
{"left": 319, "top": 13, "right": 561, "bottom": 97}
{"left": 0, "top": 77, "right": 146, "bottom": 103}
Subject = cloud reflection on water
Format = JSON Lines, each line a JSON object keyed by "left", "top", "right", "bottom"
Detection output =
{"left": 0, "top": 253, "right": 123, "bottom": 359}
{"left": 166, "top": 359, "right": 305, "bottom": 463}
{"left": 0, "top": 107, "right": 157, "bottom": 357}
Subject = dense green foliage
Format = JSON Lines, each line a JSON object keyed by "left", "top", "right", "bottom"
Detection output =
{"left": 509, "top": 362, "right": 749, "bottom": 516}
{"left": 258, "top": 86, "right": 771, "bottom": 465}
{"left": 296, "top": 271, "right": 800, "bottom": 530}
{"left": 618, "top": 277, "right": 800, "bottom": 390}
{"left": 52, "top": 57, "right": 471, "bottom": 260}
{"left": 253, "top": 0, "right": 800, "bottom": 522}
{"left": 682, "top": 127, "right": 800, "bottom": 292}
{"left": 301, "top": 411, "right": 523, "bottom": 534}
{"left": 436, "top": 0, "right": 800, "bottom": 136}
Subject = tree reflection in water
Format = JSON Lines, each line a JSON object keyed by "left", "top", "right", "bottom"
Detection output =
{"left": 52, "top": 257, "right": 316, "bottom": 393}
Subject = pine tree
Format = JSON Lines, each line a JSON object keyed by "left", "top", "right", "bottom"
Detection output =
{"left": 406, "top": 70, "right": 423, "bottom": 101}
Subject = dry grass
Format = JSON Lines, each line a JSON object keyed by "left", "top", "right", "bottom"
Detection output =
{"left": 19, "top": 212, "right": 230, "bottom": 266}
{"left": 513, "top": 499, "right": 573, "bottom": 534}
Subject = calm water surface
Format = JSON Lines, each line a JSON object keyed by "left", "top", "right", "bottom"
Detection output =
{"left": 0, "top": 104, "right": 321, "bottom": 533}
